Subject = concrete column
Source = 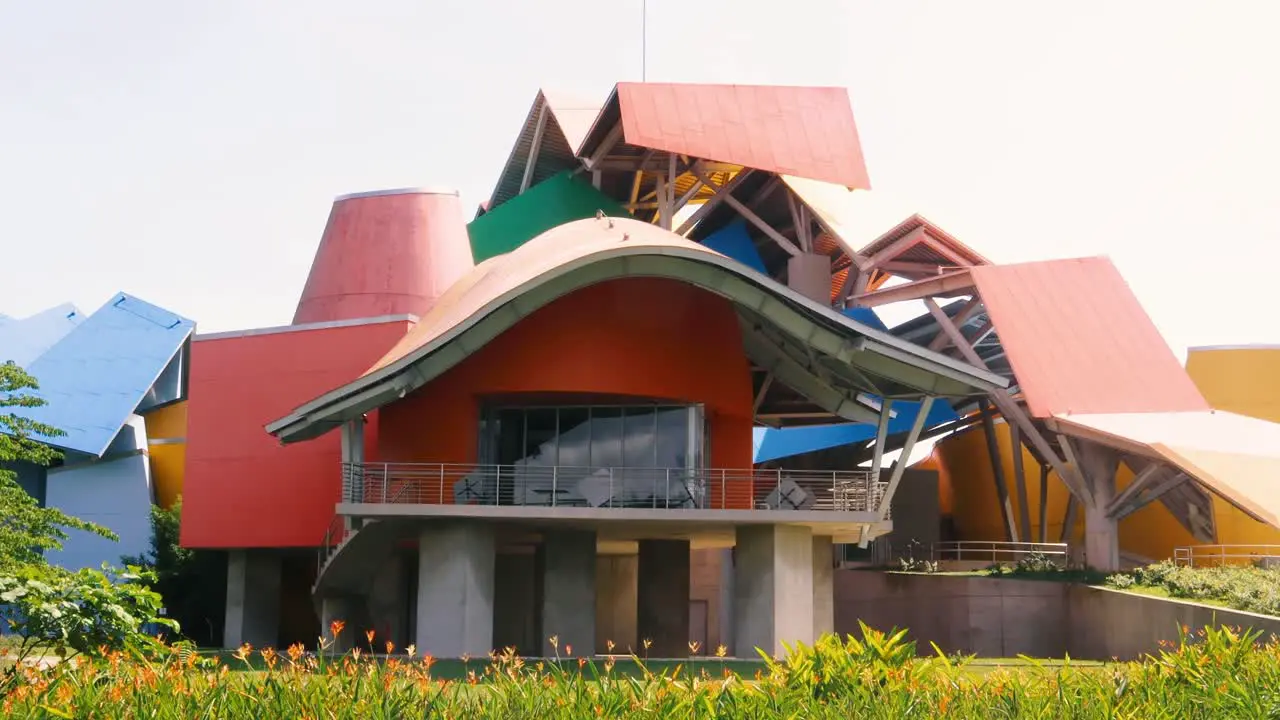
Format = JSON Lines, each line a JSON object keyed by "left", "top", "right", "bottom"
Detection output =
{"left": 718, "top": 548, "right": 735, "bottom": 654}
{"left": 1084, "top": 504, "right": 1120, "bottom": 572}
{"left": 319, "top": 595, "right": 358, "bottom": 653}
{"left": 223, "top": 550, "right": 281, "bottom": 649}
{"left": 415, "top": 521, "right": 495, "bottom": 657}
{"left": 637, "top": 539, "right": 690, "bottom": 658}
{"left": 812, "top": 535, "right": 834, "bottom": 640}
{"left": 734, "top": 524, "right": 814, "bottom": 658}
{"left": 595, "top": 554, "right": 638, "bottom": 654}
{"left": 541, "top": 530, "right": 597, "bottom": 657}
{"left": 494, "top": 551, "right": 539, "bottom": 656}
{"left": 367, "top": 554, "right": 411, "bottom": 650}
{"left": 787, "top": 253, "right": 833, "bottom": 305}
{"left": 340, "top": 417, "right": 365, "bottom": 508}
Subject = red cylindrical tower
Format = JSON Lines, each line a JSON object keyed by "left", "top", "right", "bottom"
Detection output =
{"left": 292, "top": 188, "right": 474, "bottom": 325}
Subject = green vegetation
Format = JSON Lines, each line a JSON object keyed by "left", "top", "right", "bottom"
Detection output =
{"left": 1107, "top": 561, "right": 1280, "bottom": 618}
{"left": 5, "top": 622, "right": 1280, "bottom": 717}
{"left": 0, "top": 362, "right": 174, "bottom": 692}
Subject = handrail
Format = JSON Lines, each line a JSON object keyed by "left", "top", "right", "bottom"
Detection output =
{"left": 337, "top": 462, "right": 886, "bottom": 513}
{"left": 317, "top": 514, "right": 347, "bottom": 575}
{"left": 931, "top": 540, "right": 1069, "bottom": 564}
{"left": 1173, "top": 545, "right": 1280, "bottom": 568}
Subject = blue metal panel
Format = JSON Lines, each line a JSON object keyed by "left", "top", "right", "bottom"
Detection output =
{"left": 44, "top": 452, "right": 153, "bottom": 571}
{"left": 0, "top": 303, "right": 84, "bottom": 367}
{"left": 842, "top": 306, "right": 888, "bottom": 332}
{"left": 753, "top": 399, "right": 960, "bottom": 464}
{"left": 700, "top": 220, "right": 768, "bottom": 275}
{"left": 20, "top": 293, "right": 194, "bottom": 457}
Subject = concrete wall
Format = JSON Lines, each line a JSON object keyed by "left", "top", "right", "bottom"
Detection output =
{"left": 596, "top": 554, "right": 638, "bottom": 654}
{"left": 836, "top": 570, "right": 1280, "bottom": 660}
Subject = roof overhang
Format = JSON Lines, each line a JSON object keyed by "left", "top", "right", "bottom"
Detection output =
{"left": 267, "top": 218, "right": 1007, "bottom": 444}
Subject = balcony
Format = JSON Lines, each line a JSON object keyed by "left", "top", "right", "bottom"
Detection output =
{"left": 339, "top": 462, "right": 887, "bottom": 516}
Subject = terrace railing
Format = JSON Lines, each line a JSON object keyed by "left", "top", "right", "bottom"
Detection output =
{"left": 339, "top": 462, "right": 886, "bottom": 514}
{"left": 1173, "top": 545, "right": 1280, "bottom": 568}
{"left": 931, "top": 541, "right": 1070, "bottom": 565}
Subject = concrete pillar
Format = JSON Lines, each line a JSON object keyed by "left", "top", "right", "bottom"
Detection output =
{"left": 718, "top": 548, "right": 735, "bottom": 654}
{"left": 223, "top": 550, "right": 281, "bottom": 649}
{"left": 367, "top": 554, "right": 411, "bottom": 650}
{"left": 415, "top": 521, "right": 495, "bottom": 657}
{"left": 1084, "top": 504, "right": 1120, "bottom": 572}
{"left": 541, "top": 530, "right": 597, "bottom": 657}
{"left": 787, "top": 253, "right": 833, "bottom": 305}
{"left": 595, "top": 554, "right": 638, "bottom": 654}
{"left": 734, "top": 524, "right": 814, "bottom": 658}
{"left": 494, "top": 551, "right": 539, "bottom": 656}
{"left": 812, "top": 535, "right": 834, "bottom": 640}
{"left": 319, "top": 595, "right": 359, "bottom": 652}
{"left": 637, "top": 539, "right": 690, "bottom": 658}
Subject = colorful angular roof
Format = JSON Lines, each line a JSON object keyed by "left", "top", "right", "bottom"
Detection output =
{"left": 970, "top": 258, "right": 1209, "bottom": 418}
{"left": 20, "top": 293, "right": 195, "bottom": 457}
{"left": 753, "top": 399, "right": 958, "bottom": 464}
{"left": 582, "top": 83, "right": 871, "bottom": 189}
{"left": 0, "top": 303, "right": 85, "bottom": 367}
{"left": 468, "top": 171, "right": 629, "bottom": 263}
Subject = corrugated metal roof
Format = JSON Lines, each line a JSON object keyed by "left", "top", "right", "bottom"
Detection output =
{"left": 20, "top": 293, "right": 195, "bottom": 457}
{"left": 0, "top": 302, "right": 85, "bottom": 367}
{"left": 1052, "top": 411, "right": 1280, "bottom": 529}
{"left": 486, "top": 89, "right": 604, "bottom": 211}
{"left": 613, "top": 83, "right": 871, "bottom": 189}
{"left": 971, "top": 258, "right": 1209, "bottom": 417}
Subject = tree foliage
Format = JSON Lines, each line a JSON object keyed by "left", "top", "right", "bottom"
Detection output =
{"left": 0, "top": 361, "right": 116, "bottom": 571}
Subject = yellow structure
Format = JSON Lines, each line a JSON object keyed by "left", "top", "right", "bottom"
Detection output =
{"left": 936, "top": 346, "right": 1280, "bottom": 561}
{"left": 141, "top": 401, "right": 187, "bottom": 509}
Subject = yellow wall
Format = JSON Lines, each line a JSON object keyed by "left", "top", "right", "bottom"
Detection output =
{"left": 937, "top": 346, "right": 1280, "bottom": 560}
{"left": 141, "top": 401, "right": 187, "bottom": 509}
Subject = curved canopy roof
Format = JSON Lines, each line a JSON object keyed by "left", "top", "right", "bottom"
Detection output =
{"left": 267, "top": 217, "right": 1007, "bottom": 444}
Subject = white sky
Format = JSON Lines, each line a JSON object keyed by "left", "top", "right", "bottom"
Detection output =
{"left": 3, "top": 1, "right": 1278, "bottom": 360}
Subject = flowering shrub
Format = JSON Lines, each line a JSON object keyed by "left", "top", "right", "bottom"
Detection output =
{"left": 1109, "top": 561, "right": 1280, "bottom": 616}
{"left": 4, "top": 621, "right": 1280, "bottom": 718}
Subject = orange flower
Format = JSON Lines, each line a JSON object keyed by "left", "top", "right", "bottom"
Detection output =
{"left": 366, "top": 629, "right": 376, "bottom": 646}
{"left": 565, "top": 644, "right": 573, "bottom": 656}
{"left": 330, "top": 619, "right": 346, "bottom": 638}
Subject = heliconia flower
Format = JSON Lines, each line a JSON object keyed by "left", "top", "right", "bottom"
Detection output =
{"left": 330, "top": 620, "right": 346, "bottom": 638}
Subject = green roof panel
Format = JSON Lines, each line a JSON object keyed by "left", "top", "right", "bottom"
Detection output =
{"left": 467, "top": 171, "right": 631, "bottom": 263}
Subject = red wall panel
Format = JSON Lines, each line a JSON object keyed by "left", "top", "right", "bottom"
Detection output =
{"left": 378, "top": 278, "right": 756, "bottom": 505}
{"left": 180, "top": 320, "right": 412, "bottom": 548}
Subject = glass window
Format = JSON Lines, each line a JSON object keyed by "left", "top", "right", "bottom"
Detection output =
{"left": 589, "top": 407, "right": 624, "bottom": 468}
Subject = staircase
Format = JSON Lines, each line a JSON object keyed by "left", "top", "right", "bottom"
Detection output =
{"left": 314, "top": 517, "right": 414, "bottom": 597}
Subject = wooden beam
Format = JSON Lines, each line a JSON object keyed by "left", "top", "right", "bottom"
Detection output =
{"left": 584, "top": 123, "right": 623, "bottom": 170}
{"left": 519, "top": 105, "right": 548, "bottom": 193}
{"left": 674, "top": 170, "right": 753, "bottom": 236}
{"left": 690, "top": 167, "right": 801, "bottom": 256}
{"left": 980, "top": 400, "right": 1019, "bottom": 542}
{"left": 1010, "top": 421, "right": 1033, "bottom": 542}
{"left": 878, "top": 397, "right": 934, "bottom": 519}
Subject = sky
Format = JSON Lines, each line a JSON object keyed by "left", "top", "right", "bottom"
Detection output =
{"left": 2, "top": 1, "right": 1278, "bottom": 360}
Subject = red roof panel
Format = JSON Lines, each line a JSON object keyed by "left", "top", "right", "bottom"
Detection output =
{"left": 971, "top": 257, "right": 1209, "bottom": 418}
{"left": 181, "top": 319, "right": 413, "bottom": 548}
{"left": 615, "top": 83, "right": 870, "bottom": 189}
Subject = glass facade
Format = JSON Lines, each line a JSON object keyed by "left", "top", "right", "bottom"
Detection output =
{"left": 479, "top": 404, "right": 705, "bottom": 508}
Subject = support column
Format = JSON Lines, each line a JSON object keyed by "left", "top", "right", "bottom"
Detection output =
{"left": 637, "top": 539, "right": 690, "bottom": 658}
{"left": 734, "top": 524, "right": 814, "bottom": 658}
{"left": 718, "top": 548, "right": 735, "bottom": 654}
{"left": 787, "top": 253, "right": 832, "bottom": 304}
{"left": 319, "top": 595, "right": 358, "bottom": 653}
{"left": 541, "top": 530, "right": 597, "bottom": 657}
{"left": 595, "top": 554, "right": 638, "bottom": 654}
{"left": 223, "top": 550, "right": 281, "bottom": 649}
{"left": 415, "top": 521, "right": 495, "bottom": 658}
{"left": 1077, "top": 441, "right": 1121, "bottom": 572}
{"left": 812, "top": 536, "right": 834, "bottom": 640}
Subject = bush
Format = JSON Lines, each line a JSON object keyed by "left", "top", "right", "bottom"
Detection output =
{"left": 1111, "top": 562, "right": 1280, "bottom": 617}
{"left": 6, "top": 623, "right": 1280, "bottom": 717}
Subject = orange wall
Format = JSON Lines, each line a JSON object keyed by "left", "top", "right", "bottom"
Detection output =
{"left": 142, "top": 402, "right": 188, "bottom": 509}
{"left": 379, "top": 278, "right": 755, "bottom": 503}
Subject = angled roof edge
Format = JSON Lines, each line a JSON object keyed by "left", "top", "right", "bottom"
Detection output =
{"left": 194, "top": 313, "right": 419, "bottom": 342}
{"left": 485, "top": 89, "right": 605, "bottom": 213}
{"left": 20, "top": 292, "right": 195, "bottom": 457}
{"left": 267, "top": 218, "right": 1007, "bottom": 444}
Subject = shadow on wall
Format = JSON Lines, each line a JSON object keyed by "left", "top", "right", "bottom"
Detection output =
{"left": 835, "top": 571, "right": 1280, "bottom": 660}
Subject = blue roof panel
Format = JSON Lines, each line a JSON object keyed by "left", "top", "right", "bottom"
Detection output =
{"left": 0, "top": 303, "right": 85, "bottom": 367}
{"left": 700, "top": 220, "right": 768, "bottom": 275}
{"left": 753, "top": 398, "right": 960, "bottom": 464}
{"left": 19, "top": 293, "right": 194, "bottom": 457}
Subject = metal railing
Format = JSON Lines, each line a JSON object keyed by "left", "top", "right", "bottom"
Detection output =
{"left": 340, "top": 462, "right": 885, "bottom": 513}
{"left": 317, "top": 514, "right": 347, "bottom": 575}
{"left": 931, "top": 541, "right": 1069, "bottom": 564}
{"left": 1174, "top": 545, "right": 1280, "bottom": 568}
